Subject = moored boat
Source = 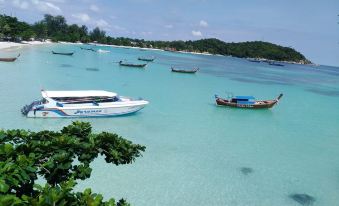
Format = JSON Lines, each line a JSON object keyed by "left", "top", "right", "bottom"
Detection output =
{"left": 215, "top": 93, "right": 283, "bottom": 109}
{"left": 80, "top": 47, "right": 96, "bottom": 51}
{"left": 138, "top": 56, "right": 155, "bottom": 62}
{"left": 268, "top": 62, "right": 284, "bottom": 66}
{"left": 119, "top": 61, "right": 147, "bottom": 68}
{"left": 171, "top": 67, "right": 199, "bottom": 73}
{"left": 21, "top": 90, "right": 149, "bottom": 118}
{"left": 0, "top": 54, "right": 20, "bottom": 62}
{"left": 52, "top": 51, "right": 74, "bottom": 56}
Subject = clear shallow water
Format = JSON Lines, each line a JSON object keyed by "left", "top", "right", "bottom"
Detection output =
{"left": 1, "top": 44, "right": 339, "bottom": 206}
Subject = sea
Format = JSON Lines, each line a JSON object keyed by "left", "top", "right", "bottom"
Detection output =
{"left": 0, "top": 44, "right": 338, "bottom": 206}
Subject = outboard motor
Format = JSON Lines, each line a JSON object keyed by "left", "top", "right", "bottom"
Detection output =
{"left": 21, "top": 100, "right": 43, "bottom": 116}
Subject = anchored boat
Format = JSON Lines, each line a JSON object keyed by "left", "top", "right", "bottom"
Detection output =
{"left": 138, "top": 56, "right": 155, "bottom": 62}
{"left": 215, "top": 93, "right": 283, "bottom": 109}
{"left": 268, "top": 62, "right": 284, "bottom": 66}
{"left": 52, "top": 51, "right": 74, "bottom": 56}
{"left": 171, "top": 67, "right": 199, "bottom": 74}
{"left": 0, "top": 54, "right": 20, "bottom": 62}
{"left": 21, "top": 90, "right": 149, "bottom": 118}
{"left": 119, "top": 61, "right": 147, "bottom": 68}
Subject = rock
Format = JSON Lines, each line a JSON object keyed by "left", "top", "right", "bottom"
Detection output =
{"left": 240, "top": 167, "right": 253, "bottom": 175}
{"left": 289, "top": 193, "right": 315, "bottom": 205}
{"left": 86, "top": 68, "right": 99, "bottom": 71}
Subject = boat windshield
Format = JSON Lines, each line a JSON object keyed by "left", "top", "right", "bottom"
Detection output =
{"left": 52, "top": 96, "right": 119, "bottom": 104}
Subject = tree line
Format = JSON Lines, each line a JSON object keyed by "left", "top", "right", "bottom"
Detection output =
{"left": 0, "top": 14, "right": 310, "bottom": 63}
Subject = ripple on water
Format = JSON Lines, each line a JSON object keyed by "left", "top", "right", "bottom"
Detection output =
{"left": 306, "top": 88, "right": 339, "bottom": 97}
{"left": 59, "top": 64, "right": 73, "bottom": 68}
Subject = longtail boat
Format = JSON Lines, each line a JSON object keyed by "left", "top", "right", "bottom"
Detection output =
{"left": 52, "top": 51, "right": 74, "bottom": 56}
{"left": 0, "top": 54, "right": 20, "bottom": 62}
{"left": 215, "top": 93, "right": 283, "bottom": 109}
{"left": 80, "top": 47, "right": 96, "bottom": 52}
{"left": 138, "top": 56, "right": 155, "bottom": 62}
{"left": 269, "top": 62, "right": 284, "bottom": 66}
{"left": 119, "top": 61, "right": 147, "bottom": 68}
{"left": 171, "top": 67, "right": 199, "bottom": 74}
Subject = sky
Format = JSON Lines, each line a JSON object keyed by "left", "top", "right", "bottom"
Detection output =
{"left": 1, "top": 0, "right": 339, "bottom": 66}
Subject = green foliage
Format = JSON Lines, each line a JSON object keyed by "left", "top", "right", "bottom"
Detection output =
{"left": 0, "top": 122, "right": 145, "bottom": 206}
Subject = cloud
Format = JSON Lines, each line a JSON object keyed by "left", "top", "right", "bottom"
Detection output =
{"left": 199, "top": 20, "right": 208, "bottom": 27}
{"left": 90, "top": 4, "right": 99, "bottom": 12}
{"left": 164, "top": 24, "right": 173, "bottom": 29}
{"left": 12, "top": 0, "right": 29, "bottom": 9}
{"left": 141, "top": 31, "right": 152, "bottom": 35}
{"left": 96, "top": 19, "right": 110, "bottom": 28}
{"left": 192, "top": 30, "right": 202, "bottom": 37}
{"left": 72, "top": 13, "right": 90, "bottom": 22}
{"left": 31, "top": 0, "right": 61, "bottom": 14}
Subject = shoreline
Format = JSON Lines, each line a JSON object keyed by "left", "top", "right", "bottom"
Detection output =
{"left": 0, "top": 40, "right": 52, "bottom": 51}
{"left": 0, "top": 40, "right": 313, "bottom": 65}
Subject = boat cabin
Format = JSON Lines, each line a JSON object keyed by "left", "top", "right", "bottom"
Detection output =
{"left": 41, "top": 90, "right": 120, "bottom": 105}
{"left": 230, "top": 96, "right": 255, "bottom": 105}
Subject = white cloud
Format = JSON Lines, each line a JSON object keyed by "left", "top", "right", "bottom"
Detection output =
{"left": 199, "top": 20, "right": 208, "bottom": 27}
{"left": 192, "top": 30, "right": 202, "bottom": 37}
{"left": 164, "top": 24, "right": 173, "bottom": 29}
{"left": 72, "top": 13, "right": 90, "bottom": 22}
{"left": 96, "top": 19, "right": 110, "bottom": 28}
{"left": 31, "top": 0, "right": 61, "bottom": 14}
{"left": 141, "top": 31, "right": 152, "bottom": 35}
{"left": 13, "top": 0, "right": 29, "bottom": 9}
{"left": 90, "top": 4, "right": 99, "bottom": 12}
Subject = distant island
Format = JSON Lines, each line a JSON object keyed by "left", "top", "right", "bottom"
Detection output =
{"left": 0, "top": 14, "right": 311, "bottom": 64}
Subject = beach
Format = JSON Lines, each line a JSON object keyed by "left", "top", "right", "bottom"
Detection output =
{"left": 0, "top": 40, "right": 52, "bottom": 51}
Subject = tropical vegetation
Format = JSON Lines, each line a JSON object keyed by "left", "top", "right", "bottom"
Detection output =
{"left": 0, "top": 121, "right": 145, "bottom": 206}
{"left": 0, "top": 14, "right": 310, "bottom": 63}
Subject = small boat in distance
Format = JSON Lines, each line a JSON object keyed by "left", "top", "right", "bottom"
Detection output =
{"left": 215, "top": 93, "right": 283, "bottom": 109}
{"left": 97, "top": 49, "right": 110, "bottom": 53}
{"left": 80, "top": 47, "right": 96, "bottom": 52}
{"left": 171, "top": 67, "right": 199, "bottom": 74}
{"left": 248, "top": 59, "right": 261, "bottom": 63}
{"left": 269, "top": 62, "right": 284, "bottom": 66}
{"left": 119, "top": 61, "right": 147, "bottom": 68}
{"left": 21, "top": 90, "right": 149, "bottom": 118}
{"left": 138, "top": 56, "right": 155, "bottom": 62}
{"left": 52, "top": 51, "right": 74, "bottom": 56}
{"left": 0, "top": 54, "right": 20, "bottom": 62}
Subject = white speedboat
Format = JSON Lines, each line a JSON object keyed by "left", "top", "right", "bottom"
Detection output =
{"left": 21, "top": 90, "right": 149, "bottom": 118}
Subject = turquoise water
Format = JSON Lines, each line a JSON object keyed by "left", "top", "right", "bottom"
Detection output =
{"left": 1, "top": 44, "right": 339, "bottom": 206}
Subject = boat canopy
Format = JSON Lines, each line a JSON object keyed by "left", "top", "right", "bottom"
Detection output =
{"left": 234, "top": 96, "right": 255, "bottom": 100}
{"left": 41, "top": 90, "right": 117, "bottom": 98}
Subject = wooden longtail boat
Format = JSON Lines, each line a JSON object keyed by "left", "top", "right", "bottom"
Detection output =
{"left": 269, "top": 62, "right": 284, "bottom": 66}
{"left": 138, "top": 57, "right": 155, "bottom": 62}
{"left": 171, "top": 67, "right": 199, "bottom": 74}
{"left": 215, "top": 93, "right": 283, "bottom": 109}
{"left": 0, "top": 54, "right": 20, "bottom": 62}
{"left": 119, "top": 61, "right": 147, "bottom": 68}
{"left": 80, "top": 47, "right": 96, "bottom": 52}
{"left": 52, "top": 51, "right": 74, "bottom": 56}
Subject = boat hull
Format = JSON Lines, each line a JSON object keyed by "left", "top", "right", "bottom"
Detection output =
{"left": 26, "top": 104, "right": 146, "bottom": 118}
{"left": 215, "top": 98, "right": 278, "bottom": 109}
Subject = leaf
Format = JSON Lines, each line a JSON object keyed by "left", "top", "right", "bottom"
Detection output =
{"left": 0, "top": 179, "right": 9, "bottom": 193}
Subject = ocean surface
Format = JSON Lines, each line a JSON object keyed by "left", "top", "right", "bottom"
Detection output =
{"left": 1, "top": 44, "right": 339, "bottom": 206}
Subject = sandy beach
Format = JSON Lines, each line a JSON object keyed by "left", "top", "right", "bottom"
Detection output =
{"left": 0, "top": 41, "right": 52, "bottom": 51}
